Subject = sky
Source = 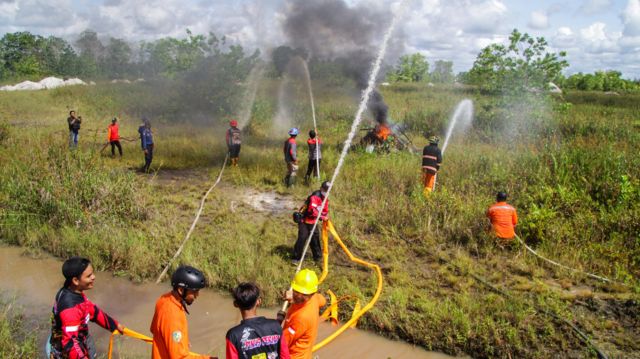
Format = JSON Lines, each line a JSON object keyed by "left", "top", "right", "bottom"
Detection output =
{"left": 0, "top": 0, "right": 639, "bottom": 79}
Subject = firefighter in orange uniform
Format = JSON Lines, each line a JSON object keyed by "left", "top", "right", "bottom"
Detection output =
{"left": 486, "top": 191, "right": 518, "bottom": 243}
{"left": 280, "top": 269, "right": 326, "bottom": 359}
{"left": 150, "top": 265, "right": 215, "bottom": 359}
{"left": 421, "top": 136, "right": 442, "bottom": 196}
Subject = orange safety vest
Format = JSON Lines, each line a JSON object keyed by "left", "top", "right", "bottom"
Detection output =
{"left": 486, "top": 202, "right": 518, "bottom": 239}
{"left": 283, "top": 293, "right": 326, "bottom": 359}
{"left": 150, "top": 292, "right": 208, "bottom": 359}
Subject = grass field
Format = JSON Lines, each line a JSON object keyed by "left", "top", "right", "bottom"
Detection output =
{"left": 1, "top": 80, "right": 639, "bottom": 358}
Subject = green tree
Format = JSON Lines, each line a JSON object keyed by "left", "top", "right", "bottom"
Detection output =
{"left": 0, "top": 32, "right": 45, "bottom": 77}
{"left": 466, "top": 29, "right": 568, "bottom": 93}
{"left": 430, "top": 60, "right": 454, "bottom": 83}
{"left": 101, "top": 37, "right": 132, "bottom": 78}
{"left": 388, "top": 53, "right": 429, "bottom": 82}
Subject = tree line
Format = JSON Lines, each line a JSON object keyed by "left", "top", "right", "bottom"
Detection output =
{"left": 0, "top": 29, "right": 259, "bottom": 81}
{"left": 387, "top": 29, "right": 639, "bottom": 93}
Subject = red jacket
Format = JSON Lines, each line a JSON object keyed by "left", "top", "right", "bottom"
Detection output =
{"left": 49, "top": 288, "right": 119, "bottom": 359}
{"left": 303, "top": 191, "right": 328, "bottom": 224}
{"left": 108, "top": 123, "right": 120, "bottom": 142}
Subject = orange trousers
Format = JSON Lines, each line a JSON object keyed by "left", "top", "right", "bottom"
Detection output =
{"left": 422, "top": 172, "right": 436, "bottom": 196}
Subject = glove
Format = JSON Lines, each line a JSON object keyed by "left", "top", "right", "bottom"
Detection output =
{"left": 276, "top": 310, "right": 286, "bottom": 324}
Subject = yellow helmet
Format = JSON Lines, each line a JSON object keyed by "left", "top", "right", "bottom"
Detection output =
{"left": 291, "top": 269, "right": 318, "bottom": 295}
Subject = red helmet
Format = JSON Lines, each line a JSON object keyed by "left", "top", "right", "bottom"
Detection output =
{"left": 230, "top": 120, "right": 238, "bottom": 127}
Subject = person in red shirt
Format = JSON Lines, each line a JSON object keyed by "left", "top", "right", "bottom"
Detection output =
{"left": 225, "top": 282, "right": 289, "bottom": 359}
{"left": 292, "top": 181, "right": 330, "bottom": 264}
{"left": 150, "top": 265, "right": 215, "bottom": 359}
{"left": 107, "top": 117, "right": 123, "bottom": 157}
{"left": 303, "top": 130, "right": 322, "bottom": 184}
{"left": 48, "top": 257, "right": 125, "bottom": 359}
{"left": 281, "top": 269, "right": 326, "bottom": 359}
{"left": 226, "top": 120, "right": 241, "bottom": 167}
{"left": 486, "top": 191, "right": 518, "bottom": 243}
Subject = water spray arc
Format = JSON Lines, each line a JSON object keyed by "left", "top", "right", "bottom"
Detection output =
{"left": 434, "top": 99, "right": 474, "bottom": 190}
{"left": 238, "top": 64, "right": 265, "bottom": 129}
{"left": 281, "top": 2, "right": 406, "bottom": 351}
{"left": 301, "top": 58, "right": 321, "bottom": 179}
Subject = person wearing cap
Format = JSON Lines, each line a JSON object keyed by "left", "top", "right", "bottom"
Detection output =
{"left": 107, "top": 117, "right": 123, "bottom": 157}
{"left": 303, "top": 130, "right": 322, "bottom": 184}
{"left": 225, "top": 282, "right": 290, "bottom": 359}
{"left": 140, "top": 118, "right": 154, "bottom": 173}
{"left": 421, "top": 135, "right": 443, "bottom": 196}
{"left": 281, "top": 269, "right": 326, "bottom": 359}
{"left": 226, "top": 120, "right": 242, "bottom": 167}
{"left": 283, "top": 128, "right": 299, "bottom": 187}
{"left": 486, "top": 191, "right": 518, "bottom": 243}
{"left": 150, "top": 265, "right": 214, "bottom": 359}
{"left": 47, "top": 257, "right": 124, "bottom": 359}
{"left": 292, "top": 181, "right": 330, "bottom": 265}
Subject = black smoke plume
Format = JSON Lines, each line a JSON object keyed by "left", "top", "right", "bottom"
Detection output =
{"left": 280, "top": 0, "right": 403, "bottom": 125}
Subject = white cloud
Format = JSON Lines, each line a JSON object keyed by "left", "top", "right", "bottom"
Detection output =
{"left": 622, "top": 0, "right": 640, "bottom": 36}
{"left": 553, "top": 26, "right": 576, "bottom": 47}
{"left": 528, "top": 10, "right": 549, "bottom": 30}
{"left": 579, "top": 22, "right": 620, "bottom": 53}
{"left": 579, "top": 0, "right": 613, "bottom": 15}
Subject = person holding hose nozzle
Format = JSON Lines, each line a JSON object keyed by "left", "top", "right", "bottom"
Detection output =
{"left": 226, "top": 120, "right": 241, "bottom": 167}
{"left": 292, "top": 181, "right": 330, "bottom": 265}
{"left": 421, "top": 136, "right": 442, "bottom": 196}
{"left": 278, "top": 269, "right": 326, "bottom": 359}
{"left": 303, "top": 130, "right": 322, "bottom": 185}
{"left": 150, "top": 265, "right": 216, "bottom": 359}
{"left": 284, "top": 128, "right": 299, "bottom": 187}
{"left": 47, "top": 256, "right": 125, "bottom": 359}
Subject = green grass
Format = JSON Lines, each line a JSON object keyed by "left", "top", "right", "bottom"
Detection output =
{"left": 0, "top": 296, "right": 40, "bottom": 358}
{"left": 0, "top": 81, "right": 638, "bottom": 358}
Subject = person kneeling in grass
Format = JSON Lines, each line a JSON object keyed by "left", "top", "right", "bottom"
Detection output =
{"left": 48, "top": 257, "right": 125, "bottom": 359}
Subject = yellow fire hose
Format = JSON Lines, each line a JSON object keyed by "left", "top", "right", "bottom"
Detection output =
{"left": 107, "top": 219, "right": 381, "bottom": 356}
{"left": 107, "top": 327, "right": 203, "bottom": 358}
{"left": 311, "top": 219, "right": 383, "bottom": 351}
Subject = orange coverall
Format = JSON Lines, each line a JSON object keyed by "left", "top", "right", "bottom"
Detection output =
{"left": 486, "top": 201, "right": 518, "bottom": 240}
{"left": 282, "top": 293, "right": 326, "bottom": 359}
{"left": 150, "top": 292, "right": 209, "bottom": 359}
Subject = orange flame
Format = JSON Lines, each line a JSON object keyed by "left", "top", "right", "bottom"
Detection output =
{"left": 374, "top": 124, "right": 392, "bottom": 141}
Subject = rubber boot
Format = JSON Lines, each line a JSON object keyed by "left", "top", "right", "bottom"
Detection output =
{"left": 422, "top": 185, "right": 432, "bottom": 197}
{"left": 288, "top": 174, "right": 296, "bottom": 187}
{"left": 284, "top": 175, "right": 291, "bottom": 187}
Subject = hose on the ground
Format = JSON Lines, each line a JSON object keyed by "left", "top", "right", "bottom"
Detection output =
{"left": 155, "top": 153, "right": 229, "bottom": 283}
{"left": 435, "top": 252, "right": 609, "bottom": 359}
{"left": 514, "top": 234, "right": 620, "bottom": 284}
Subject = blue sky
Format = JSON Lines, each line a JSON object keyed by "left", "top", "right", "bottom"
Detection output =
{"left": 1, "top": 0, "right": 639, "bottom": 79}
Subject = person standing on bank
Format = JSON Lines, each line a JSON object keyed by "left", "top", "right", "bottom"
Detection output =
{"left": 48, "top": 256, "right": 125, "bottom": 359}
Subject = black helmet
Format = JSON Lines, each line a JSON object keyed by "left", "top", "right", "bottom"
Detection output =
{"left": 496, "top": 191, "right": 508, "bottom": 202}
{"left": 321, "top": 181, "right": 331, "bottom": 191}
{"left": 171, "top": 266, "right": 206, "bottom": 290}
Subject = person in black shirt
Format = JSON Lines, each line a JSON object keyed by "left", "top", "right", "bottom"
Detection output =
{"left": 225, "top": 283, "right": 290, "bottom": 359}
